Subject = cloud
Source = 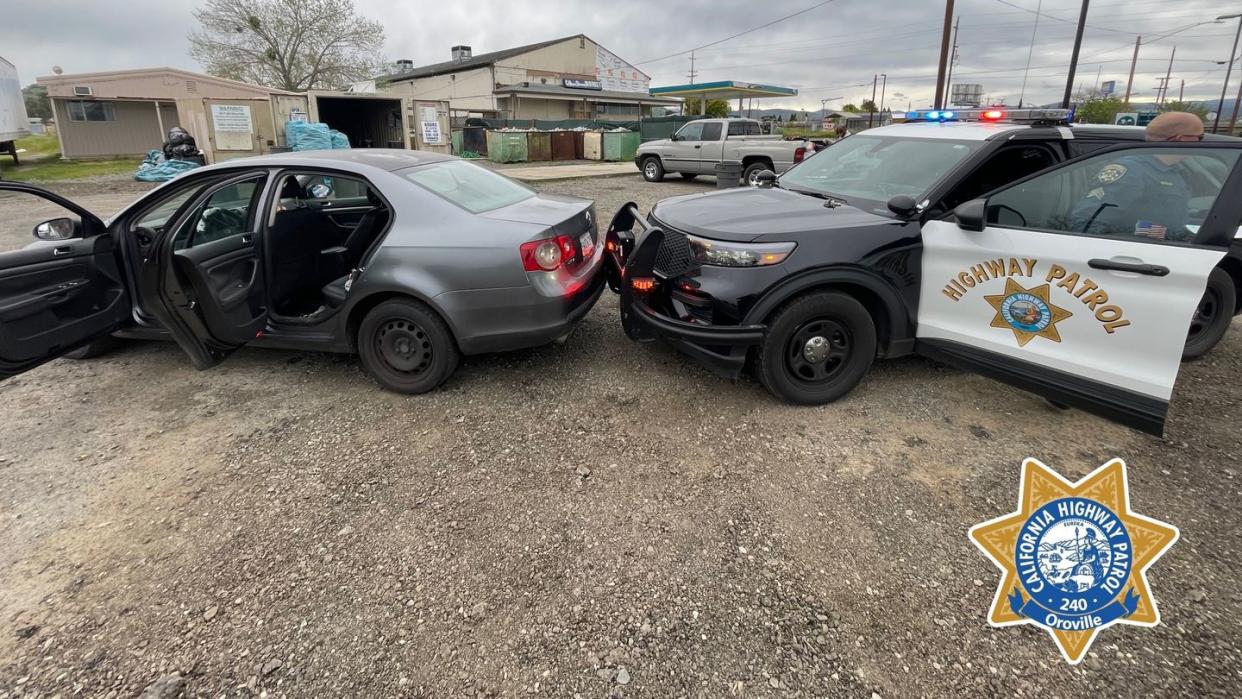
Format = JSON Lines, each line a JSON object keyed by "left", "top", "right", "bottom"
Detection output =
{"left": 1, "top": 0, "right": 1234, "bottom": 109}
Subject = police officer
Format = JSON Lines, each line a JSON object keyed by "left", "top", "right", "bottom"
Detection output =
{"left": 1070, "top": 112, "right": 1204, "bottom": 240}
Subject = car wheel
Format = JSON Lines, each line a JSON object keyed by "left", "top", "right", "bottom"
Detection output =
{"left": 357, "top": 299, "right": 460, "bottom": 394}
{"left": 679, "top": 172, "right": 698, "bottom": 181}
{"left": 743, "top": 162, "right": 772, "bottom": 187}
{"left": 756, "top": 291, "right": 876, "bottom": 405}
{"left": 641, "top": 157, "right": 665, "bottom": 182}
{"left": 1183, "top": 267, "right": 1235, "bottom": 360}
{"left": 64, "top": 336, "right": 120, "bottom": 360}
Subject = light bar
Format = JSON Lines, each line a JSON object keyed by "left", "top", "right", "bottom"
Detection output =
{"left": 907, "top": 108, "right": 1071, "bottom": 124}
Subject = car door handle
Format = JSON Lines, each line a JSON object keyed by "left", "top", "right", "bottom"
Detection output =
{"left": 1088, "top": 258, "right": 1169, "bottom": 276}
{"left": 240, "top": 233, "right": 254, "bottom": 246}
{"left": 52, "top": 246, "right": 74, "bottom": 256}
{"left": 694, "top": 145, "right": 701, "bottom": 149}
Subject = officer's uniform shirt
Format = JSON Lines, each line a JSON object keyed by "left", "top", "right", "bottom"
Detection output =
{"left": 1069, "top": 154, "right": 1193, "bottom": 240}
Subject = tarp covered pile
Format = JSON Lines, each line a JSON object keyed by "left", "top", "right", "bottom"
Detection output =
{"left": 286, "top": 121, "right": 351, "bottom": 151}
{"left": 135, "top": 149, "right": 199, "bottom": 182}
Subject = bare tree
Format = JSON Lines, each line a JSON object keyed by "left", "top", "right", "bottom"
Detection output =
{"left": 189, "top": 0, "right": 386, "bottom": 91}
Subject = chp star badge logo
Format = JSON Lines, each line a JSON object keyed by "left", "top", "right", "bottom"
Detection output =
{"left": 985, "top": 278, "right": 1073, "bottom": 346}
{"left": 969, "top": 458, "right": 1179, "bottom": 664}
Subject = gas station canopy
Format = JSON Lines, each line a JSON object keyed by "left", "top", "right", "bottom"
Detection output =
{"left": 649, "top": 81, "right": 798, "bottom": 101}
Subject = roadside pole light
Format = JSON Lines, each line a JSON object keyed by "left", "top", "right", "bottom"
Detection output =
{"left": 1215, "top": 13, "right": 1242, "bottom": 133}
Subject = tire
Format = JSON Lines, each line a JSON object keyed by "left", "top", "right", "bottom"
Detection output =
{"left": 357, "top": 299, "right": 460, "bottom": 394}
{"left": 1183, "top": 267, "right": 1236, "bottom": 360}
{"left": 641, "top": 157, "right": 665, "bottom": 182}
{"left": 743, "top": 161, "right": 773, "bottom": 187}
{"left": 679, "top": 173, "right": 698, "bottom": 181}
{"left": 756, "top": 291, "right": 876, "bottom": 405}
{"left": 64, "top": 336, "right": 120, "bottom": 360}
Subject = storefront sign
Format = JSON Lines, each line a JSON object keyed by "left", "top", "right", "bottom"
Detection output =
{"left": 563, "top": 79, "right": 603, "bottom": 91}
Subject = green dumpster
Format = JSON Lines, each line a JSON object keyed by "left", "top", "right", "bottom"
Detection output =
{"left": 486, "top": 131, "right": 529, "bottom": 163}
{"left": 601, "top": 131, "right": 640, "bottom": 161}
{"left": 451, "top": 129, "right": 463, "bottom": 155}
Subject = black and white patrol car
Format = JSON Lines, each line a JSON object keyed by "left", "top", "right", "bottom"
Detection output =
{"left": 604, "top": 108, "right": 1242, "bottom": 436}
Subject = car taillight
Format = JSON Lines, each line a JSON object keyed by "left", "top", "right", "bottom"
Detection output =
{"left": 794, "top": 146, "right": 807, "bottom": 163}
{"left": 520, "top": 235, "right": 576, "bottom": 271}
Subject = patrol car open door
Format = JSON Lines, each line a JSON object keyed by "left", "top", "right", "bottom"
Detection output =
{"left": 916, "top": 142, "right": 1242, "bottom": 436}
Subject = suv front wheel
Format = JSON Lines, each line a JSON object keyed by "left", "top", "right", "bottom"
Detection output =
{"left": 756, "top": 291, "right": 876, "bottom": 405}
{"left": 641, "top": 157, "right": 665, "bottom": 182}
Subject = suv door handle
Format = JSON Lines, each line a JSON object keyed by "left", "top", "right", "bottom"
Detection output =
{"left": 1088, "top": 258, "right": 1170, "bottom": 276}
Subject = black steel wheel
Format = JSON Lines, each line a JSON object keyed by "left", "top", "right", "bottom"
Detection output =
{"left": 757, "top": 291, "right": 876, "bottom": 405}
{"left": 358, "top": 299, "right": 459, "bottom": 394}
{"left": 1183, "top": 267, "right": 1235, "bottom": 360}
{"left": 641, "top": 157, "right": 665, "bottom": 182}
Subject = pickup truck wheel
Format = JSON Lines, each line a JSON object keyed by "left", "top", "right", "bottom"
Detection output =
{"left": 679, "top": 173, "right": 698, "bottom": 181}
{"left": 756, "top": 291, "right": 876, "bottom": 405}
{"left": 641, "top": 157, "right": 665, "bottom": 182}
{"left": 743, "top": 161, "right": 773, "bottom": 187}
{"left": 1183, "top": 267, "right": 1235, "bottom": 360}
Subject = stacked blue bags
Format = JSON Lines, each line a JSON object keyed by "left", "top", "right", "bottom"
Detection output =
{"left": 286, "top": 121, "right": 351, "bottom": 150}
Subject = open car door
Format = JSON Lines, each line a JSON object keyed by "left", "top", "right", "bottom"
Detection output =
{"left": 0, "top": 182, "right": 132, "bottom": 379}
{"left": 917, "top": 142, "right": 1242, "bottom": 436}
{"left": 141, "top": 171, "right": 272, "bottom": 369}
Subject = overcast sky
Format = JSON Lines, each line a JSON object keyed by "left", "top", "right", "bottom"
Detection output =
{"left": 3, "top": 0, "right": 1238, "bottom": 112}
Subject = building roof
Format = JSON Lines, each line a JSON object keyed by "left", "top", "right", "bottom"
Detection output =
{"left": 381, "top": 34, "right": 590, "bottom": 82}
{"left": 649, "top": 81, "right": 797, "bottom": 100}
{"left": 199, "top": 148, "right": 455, "bottom": 174}
{"left": 494, "top": 82, "right": 682, "bottom": 105}
{"left": 36, "top": 66, "right": 299, "bottom": 98}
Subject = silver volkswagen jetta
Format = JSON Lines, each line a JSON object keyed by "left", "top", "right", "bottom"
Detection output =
{"left": 0, "top": 150, "right": 605, "bottom": 393}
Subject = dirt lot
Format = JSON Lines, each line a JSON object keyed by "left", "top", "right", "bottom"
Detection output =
{"left": 1, "top": 170, "right": 1240, "bottom": 697}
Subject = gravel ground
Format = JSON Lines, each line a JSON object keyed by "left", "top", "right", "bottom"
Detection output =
{"left": 0, "top": 171, "right": 1240, "bottom": 697}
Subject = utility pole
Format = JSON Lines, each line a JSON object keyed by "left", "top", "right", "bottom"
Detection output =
{"left": 869, "top": 74, "right": 878, "bottom": 128}
{"left": 1214, "top": 14, "right": 1242, "bottom": 133}
{"left": 1159, "top": 46, "right": 1176, "bottom": 106}
{"left": 1123, "top": 34, "right": 1141, "bottom": 103}
{"left": 1230, "top": 64, "right": 1242, "bottom": 135}
{"left": 934, "top": 0, "right": 956, "bottom": 109}
{"left": 944, "top": 17, "right": 960, "bottom": 101}
{"left": 1178, "top": 79, "right": 1184, "bottom": 102}
{"left": 1018, "top": 0, "right": 1043, "bottom": 108}
{"left": 1062, "top": 0, "right": 1091, "bottom": 109}
{"left": 687, "top": 51, "right": 698, "bottom": 85}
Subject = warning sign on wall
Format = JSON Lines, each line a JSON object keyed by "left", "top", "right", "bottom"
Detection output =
{"left": 210, "top": 104, "right": 254, "bottom": 150}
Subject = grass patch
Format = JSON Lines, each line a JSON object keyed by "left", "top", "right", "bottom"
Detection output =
{"left": 1, "top": 158, "right": 142, "bottom": 182}
{"left": 780, "top": 127, "right": 837, "bottom": 139}
{"left": 14, "top": 133, "right": 62, "bottom": 160}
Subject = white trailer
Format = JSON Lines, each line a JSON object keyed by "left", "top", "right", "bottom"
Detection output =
{"left": 1, "top": 56, "right": 32, "bottom": 166}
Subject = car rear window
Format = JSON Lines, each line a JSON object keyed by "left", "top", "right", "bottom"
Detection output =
{"left": 401, "top": 160, "right": 534, "bottom": 214}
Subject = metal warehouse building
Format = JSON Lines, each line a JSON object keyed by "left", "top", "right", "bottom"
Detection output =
{"left": 378, "top": 34, "right": 681, "bottom": 121}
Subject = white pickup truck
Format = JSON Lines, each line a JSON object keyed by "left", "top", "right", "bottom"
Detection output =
{"left": 635, "top": 118, "right": 814, "bottom": 185}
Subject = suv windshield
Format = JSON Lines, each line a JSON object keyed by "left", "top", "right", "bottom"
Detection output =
{"left": 402, "top": 160, "right": 534, "bottom": 213}
{"left": 780, "top": 134, "right": 980, "bottom": 208}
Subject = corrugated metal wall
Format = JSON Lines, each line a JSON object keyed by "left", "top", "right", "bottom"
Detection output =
{"left": 54, "top": 99, "right": 165, "bottom": 158}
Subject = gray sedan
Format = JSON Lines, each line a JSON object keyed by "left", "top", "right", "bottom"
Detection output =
{"left": 0, "top": 150, "right": 605, "bottom": 393}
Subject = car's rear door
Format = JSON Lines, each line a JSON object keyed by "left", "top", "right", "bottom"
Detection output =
{"left": 917, "top": 142, "right": 1242, "bottom": 435}
{"left": 0, "top": 182, "right": 132, "bottom": 378}
{"left": 141, "top": 171, "right": 273, "bottom": 369}
{"left": 698, "top": 121, "right": 724, "bottom": 172}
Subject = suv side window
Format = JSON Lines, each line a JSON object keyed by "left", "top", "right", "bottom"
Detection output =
{"left": 173, "top": 176, "right": 266, "bottom": 250}
{"left": 677, "top": 123, "right": 704, "bottom": 141}
{"left": 701, "top": 122, "right": 722, "bottom": 141}
{"left": 728, "top": 122, "right": 746, "bottom": 136}
{"left": 986, "top": 147, "right": 1239, "bottom": 244}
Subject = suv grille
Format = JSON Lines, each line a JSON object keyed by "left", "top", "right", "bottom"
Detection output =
{"left": 653, "top": 229, "right": 696, "bottom": 278}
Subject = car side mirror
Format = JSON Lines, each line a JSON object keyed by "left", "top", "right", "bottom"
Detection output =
{"left": 953, "top": 198, "right": 987, "bottom": 232}
{"left": 886, "top": 195, "right": 918, "bottom": 217}
{"left": 670, "top": 134, "right": 680, "bottom": 142}
{"left": 33, "top": 217, "right": 80, "bottom": 241}
{"left": 754, "top": 169, "right": 777, "bottom": 188}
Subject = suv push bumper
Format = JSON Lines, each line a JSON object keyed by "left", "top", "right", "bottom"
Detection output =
{"left": 605, "top": 203, "right": 766, "bottom": 378}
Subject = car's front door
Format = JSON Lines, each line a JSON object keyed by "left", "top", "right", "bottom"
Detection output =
{"left": 0, "top": 183, "right": 132, "bottom": 378}
{"left": 141, "top": 171, "right": 273, "bottom": 369}
{"left": 666, "top": 122, "right": 705, "bottom": 173}
{"left": 917, "top": 142, "right": 1242, "bottom": 435}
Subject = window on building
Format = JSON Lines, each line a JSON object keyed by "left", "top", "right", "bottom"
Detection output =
{"left": 597, "top": 103, "right": 640, "bottom": 116}
{"left": 66, "top": 101, "right": 115, "bottom": 122}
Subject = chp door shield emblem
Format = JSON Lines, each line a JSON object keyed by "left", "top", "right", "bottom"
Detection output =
{"left": 986, "top": 278, "right": 1073, "bottom": 346}
{"left": 969, "top": 458, "right": 1179, "bottom": 664}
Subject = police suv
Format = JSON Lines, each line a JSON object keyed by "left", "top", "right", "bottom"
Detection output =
{"left": 604, "top": 108, "right": 1242, "bottom": 436}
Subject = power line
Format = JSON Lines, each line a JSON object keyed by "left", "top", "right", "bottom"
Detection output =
{"left": 634, "top": 0, "right": 839, "bottom": 65}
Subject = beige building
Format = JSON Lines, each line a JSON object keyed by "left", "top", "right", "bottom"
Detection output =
{"left": 380, "top": 34, "right": 681, "bottom": 121}
{"left": 37, "top": 67, "right": 303, "bottom": 160}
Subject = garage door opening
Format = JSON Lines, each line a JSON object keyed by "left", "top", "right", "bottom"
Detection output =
{"left": 313, "top": 97, "right": 406, "bottom": 149}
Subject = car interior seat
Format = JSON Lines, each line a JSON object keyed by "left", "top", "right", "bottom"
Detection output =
{"left": 321, "top": 190, "right": 391, "bottom": 309}
{"left": 268, "top": 178, "right": 346, "bottom": 315}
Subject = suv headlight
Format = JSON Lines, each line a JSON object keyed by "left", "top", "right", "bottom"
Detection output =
{"left": 686, "top": 235, "right": 796, "bottom": 267}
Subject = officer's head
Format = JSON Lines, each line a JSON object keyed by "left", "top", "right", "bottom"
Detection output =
{"left": 1145, "top": 112, "right": 1205, "bottom": 142}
